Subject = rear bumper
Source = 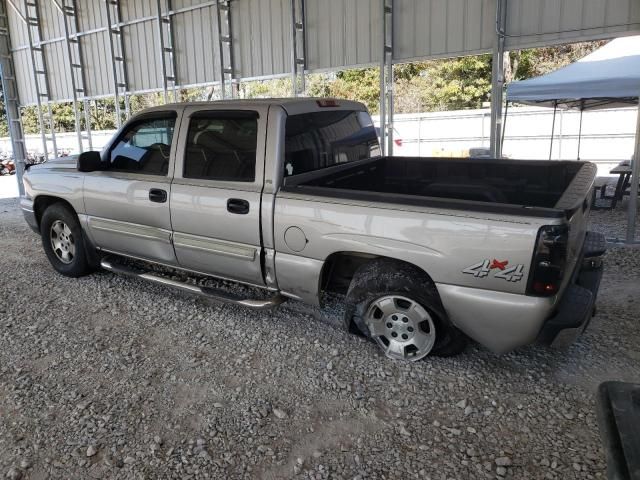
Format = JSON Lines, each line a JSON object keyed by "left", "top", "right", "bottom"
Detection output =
{"left": 537, "top": 231, "right": 605, "bottom": 347}
{"left": 437, "top": 231, "right": 605, "bottom": 354}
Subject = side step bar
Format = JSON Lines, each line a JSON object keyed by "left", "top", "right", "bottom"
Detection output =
{"left": 100, "top": 259, "right": 286, "bottom": 310}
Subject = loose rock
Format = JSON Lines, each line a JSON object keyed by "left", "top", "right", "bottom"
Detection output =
{"left": 273, "top": 408, "right": 287, "bottom": 419}
{"left": 0, "top": 196, "right": 633, "bottom": 479}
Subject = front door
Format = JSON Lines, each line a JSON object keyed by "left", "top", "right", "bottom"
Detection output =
{"left": 84, "top": 111, "right": 179, "bottom": 265}
{"left": 170, "top": 106, "right": 267, "bottom": 286}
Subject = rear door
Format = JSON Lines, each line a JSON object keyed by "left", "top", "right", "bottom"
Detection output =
{"left": 170, "top": 105, "right": 268, "bottom": 286}
{"left": 84, "top": 110, "right": 179, "bottom": 265}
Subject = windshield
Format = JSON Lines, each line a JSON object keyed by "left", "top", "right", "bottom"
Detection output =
{"left": 284, "top": 110, "right": 381, "bottom": 177}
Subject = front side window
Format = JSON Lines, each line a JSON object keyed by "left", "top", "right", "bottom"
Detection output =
{"left": 183, "top": 112, "right": 258, "bottom": 182}
{"left": 284, "top": 110, "right": 381, "bottom": 177}
{"left": 108, "top": 115, "right": 176, "bottom": 175}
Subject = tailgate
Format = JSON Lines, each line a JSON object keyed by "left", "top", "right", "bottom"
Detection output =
{"left": 555, "top": 162, "right": 597, "bottom": 284}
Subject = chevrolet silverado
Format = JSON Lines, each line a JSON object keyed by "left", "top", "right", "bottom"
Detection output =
{"left": 20, "top": 98, "right": 605, "bottom": 361}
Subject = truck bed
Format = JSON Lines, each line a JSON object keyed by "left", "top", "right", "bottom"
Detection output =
{"left": 282, "top": 157, "right": 596, "bottom": 218}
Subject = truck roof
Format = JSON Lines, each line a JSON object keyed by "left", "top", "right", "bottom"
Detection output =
{"left": 137, "top": 98, "right": 368, "bottom": 116}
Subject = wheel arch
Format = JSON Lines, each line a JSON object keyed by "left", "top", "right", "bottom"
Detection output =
{"left": 33, "top": 195, "right": 78, "bottom": 230}
{"left": 319, "top": 251, "right": 438, "bottom": 297}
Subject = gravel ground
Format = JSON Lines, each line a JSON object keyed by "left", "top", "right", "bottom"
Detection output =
{"left": 1, "top": 196, "right": 640, "bottom": 480}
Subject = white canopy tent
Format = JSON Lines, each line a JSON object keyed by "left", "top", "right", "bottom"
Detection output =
{"left": 507, "top": 37, "right": 640, "bottom": 110}
{"left": 506, "top": 36, "right": 640, "bottom": 243}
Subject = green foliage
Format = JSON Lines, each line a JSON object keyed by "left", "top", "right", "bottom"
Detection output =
{"left": 396, "top": 55, "right": 492, "bottom": 112}
{"left": 308, "top": 69, "right": 382, "bottom": 113}
{"left": 0, "top": 99, "right": 7, "bottom": 137}
{"left": 306, "top": 55, "right": 493, "bottom": 114}
{"left": 242, "top": 78, "right": 293, "bottom": 99}
{"left": 506, "top": 41, "right": 606, "bottom": 82}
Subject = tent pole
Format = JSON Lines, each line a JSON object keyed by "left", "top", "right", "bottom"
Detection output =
{"left": 501, "top": 101, "right": 509, "bottom": 150}
{"left": 626, "top": 99, "right": 640, "bottom": 243}
{"left": 577, "top": 103, "right": 584, "bottom": 161}
{"left": 549, "top": 101, "right": 557, "bottom": 160}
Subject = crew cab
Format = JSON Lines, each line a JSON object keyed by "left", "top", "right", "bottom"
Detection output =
{"left": 20, "top": 98, "right": 605, "bottom": 361}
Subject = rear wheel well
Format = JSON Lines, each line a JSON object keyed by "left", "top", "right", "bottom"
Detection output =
{"left": 33, "top": 196, "right": 77, "bottom": 231}
{"left": 320, "top": 252, "right": 437, "bottom": 295}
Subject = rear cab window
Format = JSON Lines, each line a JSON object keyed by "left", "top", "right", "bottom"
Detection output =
{"left": 183, "top": 111, "right": 258, "bottom": 182}
{"left": 284, "top": 110, "right": 381, "bottom": 177}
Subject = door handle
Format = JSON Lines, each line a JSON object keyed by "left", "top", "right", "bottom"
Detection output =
{"left": 149, "top": 188, "right": 167, "bottom": 203}
{"left": 227, "top": 198, "right": 250, "bottom": 215}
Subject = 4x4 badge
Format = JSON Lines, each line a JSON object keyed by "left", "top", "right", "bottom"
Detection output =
{"left": 463, "top": 259, "right": 525, "bottom": 282}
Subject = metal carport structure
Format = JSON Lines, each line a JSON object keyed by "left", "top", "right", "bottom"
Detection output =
{"left": 1, "top": 0, "right": 639, "bottom": 209}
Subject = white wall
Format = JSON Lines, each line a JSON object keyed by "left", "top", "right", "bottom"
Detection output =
{"left": 0, "top": 130, "right": 115, "bottom": 157}
{"left": 375, "top": 106, "right": 637, "bottom": 176}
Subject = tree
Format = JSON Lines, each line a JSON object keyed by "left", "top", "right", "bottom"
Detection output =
{"left": 394, "top": 55, "right": 493, "bottom": 113}
{"left": 505, "top": 41, "right": 605, "bottom": 83}
{"left": 0, "top": 96, "right": 8, "bottom": 137}
{"left": 308, "top": 68, "right": 380, "bottom": 113}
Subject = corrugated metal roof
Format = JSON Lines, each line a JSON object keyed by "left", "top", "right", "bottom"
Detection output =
{"left": 123, "top": 19, "right": 163, "bottom": 92}
{"left": 44, "top": 41, "right": 72, "bottom": 100}
{"left": 306, "top": 0, "right": 382, "bottom": 70}
{"left": 7, "top": 1, "right": 29, "bottom": 49}
{"left": 505, "top": 0, "right": 640, "bottom": 49}
{"left": 5, "top": 0, "right": 640, "bottom": 105}
{"left": 173, "top": 3, "right": 220, "bottom": 86}
{"left": 81, "top": 31, "right": 113, "bottom": 99}
{"left": 234, "top": 0, "right": 292, "bottom": 78}
{"left": 77, "top": 0, "right": 108, "bottom": 31}
{"left": 38, "top": 0, "right": 65, "bottom": 40}
{"left": 394, "top": 0, "right": 495, "bottom": 61}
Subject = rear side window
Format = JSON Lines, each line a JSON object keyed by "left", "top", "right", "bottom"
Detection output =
{"left": 108, "top": 115, "right": 176, "bottom": 175}
{"left": 284, "top": 110, "right": 381, "bottom": 177}
{"left": 183, "top": 111, "right": 258, "bottom": 182}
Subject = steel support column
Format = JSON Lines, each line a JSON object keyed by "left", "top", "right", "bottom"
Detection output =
{"left": 626, "top": 100, "right": 640, "bottom": 243}
{"left": 290, "top": 0, "right": 306, "bottom": 96}
{"left": 157, "top": 0, "right": 178, "bottom": 103}
{"left": 216, "top": 0, "right": 236, "bottom": 99}
{"left": 489, "top": 0, "right": 507, "bottom": 158}
{"left": 104, "top": 0, "right": 129, "bottom": 127}
{"left": 0, "top": 0, "right": 27, "bottom": 195}
{"left": 24, "top": 0, "right": 57, "bottom": 159}
{"left": 54, "top": 0, "right": 88, "bottom": 153}
{"left": 379, "top": 0, "right": 393, "bottom": 156}
{"left": 83, "top": 98, "right": 92, "bottom": 150}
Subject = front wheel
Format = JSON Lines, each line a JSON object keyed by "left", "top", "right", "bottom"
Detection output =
{"left": 344, "top": 259, "right": 466, "bottom": 361}
{"left": 40, "top": 203, "right": 91, "bottom": 277}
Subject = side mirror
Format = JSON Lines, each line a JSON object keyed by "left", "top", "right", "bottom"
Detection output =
{"left": 77, "top": 151, "right": 102, "bottom": 172}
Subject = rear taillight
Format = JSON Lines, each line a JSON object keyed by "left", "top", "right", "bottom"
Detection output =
{"left": 527, "top": 225, "right": 568, "bottom": 297}
{"left": 316, "top": 99, "right": 339, "bottom": 108}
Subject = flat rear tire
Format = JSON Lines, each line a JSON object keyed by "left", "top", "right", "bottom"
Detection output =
{"left": 344, "top": 259, "right": 466, "bottom": 361}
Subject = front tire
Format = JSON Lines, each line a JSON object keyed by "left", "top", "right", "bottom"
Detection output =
{"left": 40, "top": 203, "right": 91, "bottom": 277}
{"left": 344, "top": 259, "right": 466, "bottom": 361}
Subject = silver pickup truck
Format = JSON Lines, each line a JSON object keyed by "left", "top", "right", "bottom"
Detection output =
{"left": 20, "top": 98, "right": 605, "bottom": 361}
